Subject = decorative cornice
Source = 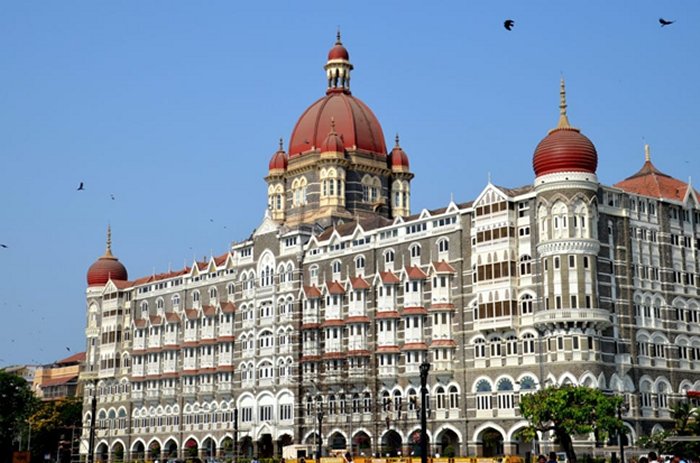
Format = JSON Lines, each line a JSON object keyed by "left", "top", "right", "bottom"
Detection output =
{"left": 536, "top": 238, "right": 600, "bottom": 256}
{"left": 534, "top": 171, "right": 599, "bottom": 192}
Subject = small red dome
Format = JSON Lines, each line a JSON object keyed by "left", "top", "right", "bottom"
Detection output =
{"left": 268, "top": 146, "right": 288, "bottom": 171}
{"left": 328, "top": 43, "right": 349, "bottom": 61}
{"left": 533, "top": 127, "right": 597, "bottom": 177}
{"left": 321, "top": 124, "right": 344, "bottom": 153}
{"left": 87, "top": 255, "right": 128, "bottom": 286}
{"left": 390, "top": 137, "right": 410, "bottom": 169}
{"left": 289, "top": 92, "right": 386, "bottom": 157}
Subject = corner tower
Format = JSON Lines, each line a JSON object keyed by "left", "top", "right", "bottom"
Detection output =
{"left": 531, "top": 80, "right": 609, "bottom": 357}
{"left": 265, "top": 34, "right": 414, "bottom": 228}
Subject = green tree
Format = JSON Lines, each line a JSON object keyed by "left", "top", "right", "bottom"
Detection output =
{"left": 519, "top": 385, "right": 624, "bottom": 463}
{"left": 637, "top": 401, "right": 700, "bottom": 459}
{"left": 0, "top": 370, "right": 38, "bottom": 462}
{"left": 29, "top": 397, "right": 83, "bottom": 463}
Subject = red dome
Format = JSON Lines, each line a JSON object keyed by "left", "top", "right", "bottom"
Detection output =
{"left": 390, "top": 138, "right": 410, "bottom": 169}
{"left": 289, "top": 92, "right": 387, "bottom": 157}
{"left": 268, "top": 149, "right": 288, "bottom": 171}
{"left": 87, "top": 255, "right": 128, "bottom": 286}
{"left": 533, "top": 127, "right": 597, "bottom": 177}
{"left": 320, "top": 125, "right": 344, "bottom": 153}
{"left": 328, "top": 43, "right": 349, "bottom": 61}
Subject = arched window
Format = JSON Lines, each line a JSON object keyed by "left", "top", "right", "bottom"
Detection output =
{"left": 522, "top": 333, "right": 536, "bottom": 354}
{"left": 356, "top": 256, "right": 365, "bottom": 271}
{"left": 519, "top": 255, "right": 532, "bottom": 276}
{"left": 436, "top": 386, "right": 446, "bottom": 409}
{"left": 438, "top": 239, "right": 449, "bottom": 254}
{"left": 474, "top": 338, "right": 486, "bottom": 358}
{"left": 520, "top": 294, "right": 533, "bottom": 315}
{"left": 475, "top": 380, "right": 492, "bottom": 410}
{"left": 449, "top": 386, "right": 459, "bottom": 408}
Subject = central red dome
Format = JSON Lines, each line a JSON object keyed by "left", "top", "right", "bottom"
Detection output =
{"left": 533, "top": 127, "right": 597, "bottom": 177}
{"left": 289, "top": 92, "right": 387, "bottom": 157}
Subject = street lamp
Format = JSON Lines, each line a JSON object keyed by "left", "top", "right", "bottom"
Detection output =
{"left": 419, "top": 361, "right": 431, "bottom": 463}
{"left": 618, "top": 399, "right": 629, "bottom": 463}
{"left": 233, "top": 408, "right": 239, "bottom": 463}
{"left": 316, "top": 403, "right": 325, "bottom": 463}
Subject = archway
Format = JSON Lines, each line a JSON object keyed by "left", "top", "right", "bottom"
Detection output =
{"left": 352, "top": 431, "right": 372, "bottom": 457}
{"left": 221, "top": 437, "right": 234, "bottom": 460}
{"left": 381, "top": 430, "right": 402, "bottom": 457}
{"left": 240, "top": 436, "right": 254, "bottom": 458}
{"left": 438, "top": 429, "right": 460, "bottom": 457}
{"left": 202, "top": 437, "right": 217, "bottom": 458}
{"left": 96, "top": 443, "right": 108, "bottom": 463}
{"left": 184, "top": 438, "right": 199, "bottom": 459}
{"left": 330, "top": 432, "right": 347, "bottom": 450}
{"left": 408, "top": 430, "right": 430, "bottom": 458}
{"left": 479, "top": 428, "right": 504, "bottom": 457}
{"left": 258, "top": 434, "right": 274, "bottom": 458}
{"left": 149, "top": 442, "right": 162, "bottom": 461}
{"left": 131, "top": 442, "right": 145, "bottom": 461}
{"left": 278, "top": 434, "right": 293, "bottom": 457}
{"left": 112, "top": 442, "right": 125, "bottom": 463}
{"left": 163, "top": 439, "right": 178, "bottom": 459}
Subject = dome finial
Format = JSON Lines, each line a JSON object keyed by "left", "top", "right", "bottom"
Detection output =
{"left": 330, "top": 116, "right": 336, "bottom": 133}
{"left": 558, "top": 76, "right": 571, "bottom": 129}
{"left": 644, "top": 144, "right": 651, "bottom": 162}
{"left": 279, "top": 137, "right": 284, "bottom": 151}
{"left": 105, "top": 224, "right": 113, "bottom": 257}
{"left": 336, "top": 27, "right": 342, "bottom": 45}
{"left": 395, "top": 133, "right": 400, "bottom": 147}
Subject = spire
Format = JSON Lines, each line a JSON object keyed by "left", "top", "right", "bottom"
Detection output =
{"left": 104, "top": 224, "right": 113, "bottom": 258}
{"left": 325, "top": 32, "right": 353, "bottom": 93}
{"left": 644, "top": 144, "right": 651, "bottom": 163}
{"left": 557, "top": 76, "right": 571, "bottom": 129}
{"left": 278, "top": 137, "right": 284, "bottom": 152}
{"left": 395, "top": 133, "right": 400, "bottom": 147}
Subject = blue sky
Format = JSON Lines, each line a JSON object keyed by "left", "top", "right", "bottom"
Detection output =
{"left": 1, "top": 1, "right": 698, "bottom": 365}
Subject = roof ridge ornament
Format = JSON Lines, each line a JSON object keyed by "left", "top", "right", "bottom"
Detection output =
{"left": 105, "top": 224, "right": 113, "bottom": 258}
{"left": 645, "top": 144, "right": 651, "bottom": 163}
{"left": 557, "top": 76, "right": 571, "bottom": 129}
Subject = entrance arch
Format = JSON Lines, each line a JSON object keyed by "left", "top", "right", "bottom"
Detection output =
{"left": 111, "top": 442, "right": 125, "bottom": 463}
{"left": 258, "top": 434, "right": 274, "bottom": 458}
{"left": 477, "top": 427, "right": 504, "bottom": 457}
{"left": 240, "top": 436, "right": 254, "bottom": 458}
{"left": 330, "top": 432, "right": 347, "bottom": 450}
{"left": 408, "top": 430, "right": 430, "bottom": 458}
{"left": 437, "top": 429, "right": 460, "bottom": 457}
{"left": 202, "top": 437, "right": 217, "bottom": 458}
{"left": 131, "top": 442, "right": 145, "bottom": 461}
{"left": 96, "top": 443, "right": 108, "bottom": 463}
{"left": 163, "top": 439, "right": 178, "bottom": 459}
{"left": 381, "top": 430, "right": 402, "bottom": 457}
{"left": 278, "top": 434, "right": 294, "bottom": 457}
{"left": 352, "top": 431, "right": 372, "bottom": 457}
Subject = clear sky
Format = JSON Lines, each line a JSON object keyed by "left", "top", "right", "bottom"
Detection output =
{"left": 1, "top": 1, "right": 699, "bottom": 366}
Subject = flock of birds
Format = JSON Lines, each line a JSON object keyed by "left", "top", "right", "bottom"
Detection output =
{"left": 503, "top": 17, "right": 675, "bottom": 31}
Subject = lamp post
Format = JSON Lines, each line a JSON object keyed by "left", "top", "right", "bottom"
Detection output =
{"left": 233, "top": 408, "right": 239, "bottom": 463}
{"left": 419, "top": 361, "right": 431, "bottom": 463}
{"left": 316, "top": 404, "right": 324, "bottom": 463}
{"left": 618, "top": 399, "right": 629, "bottom": 463}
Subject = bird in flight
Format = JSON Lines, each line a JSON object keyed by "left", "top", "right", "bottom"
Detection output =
{"left": 504, "top": 19, "right": 515, "bottom": 31}
{"left": 110, "top": 194, "right": 115, "bottom": 200}
{"left": 66, "top": 346, "right": 71, "bottom": 351}
{"left": 77, "top": 182, "right": 85, "bottom": 191}
{"left": 659, "top": 18, "right": 675, "bottom": 27}
{"left": 0, "top": 244, "right": 7, "bottom": 249}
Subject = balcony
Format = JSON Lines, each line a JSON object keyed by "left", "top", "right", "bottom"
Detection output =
{"left": 534, "top": 308, "right": 612, "bottom": 330}
{"left": 473, "top": 315, "right": 515, "bottom": 331}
